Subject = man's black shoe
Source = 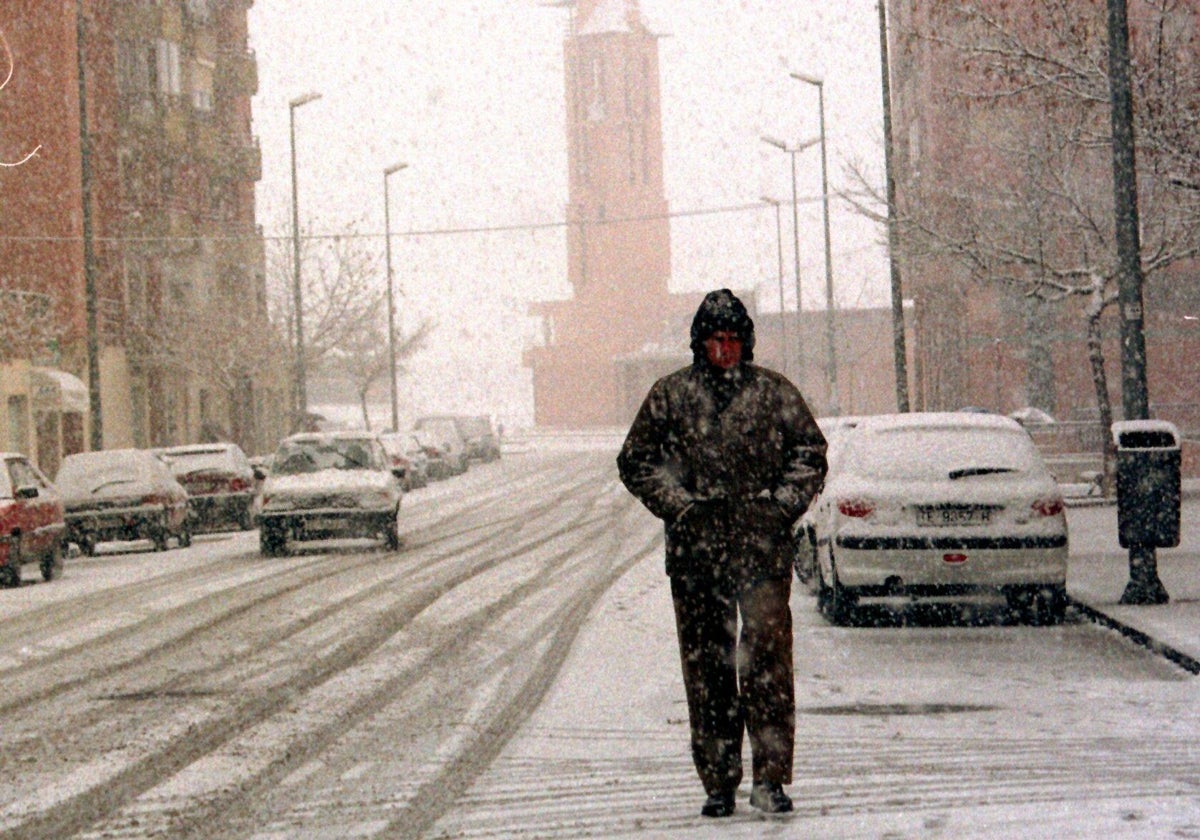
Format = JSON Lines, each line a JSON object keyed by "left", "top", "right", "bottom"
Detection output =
{"left": 700, "top": 791, "right": 736, "bottom": 818}
{"left": 749, "top": 781, "right": 793, "bottom": 814}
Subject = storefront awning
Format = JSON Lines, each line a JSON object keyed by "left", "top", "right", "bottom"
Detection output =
{"left": 32, "top": 367, "right": 89, "bottom": 414}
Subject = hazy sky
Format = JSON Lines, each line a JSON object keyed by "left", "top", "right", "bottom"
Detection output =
{"left": 247, "top": 1, "right": 889, "bottom": 428}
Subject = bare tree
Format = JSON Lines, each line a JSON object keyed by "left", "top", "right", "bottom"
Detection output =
{"left": 331, "top": 317, "right": 433, "bottom": 431}
{"left": 264, "top": 219, "right": 434, "bottom": 428}
{"left": 852, "top": 0, "right": 1200, "bottom": 488}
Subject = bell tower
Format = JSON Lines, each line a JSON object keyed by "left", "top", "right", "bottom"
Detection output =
{"left": 526, "top": 0, "right": 681, "bottom": 427}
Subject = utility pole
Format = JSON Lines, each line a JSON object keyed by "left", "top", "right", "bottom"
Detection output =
{"left": 1107, "top": 0, "right": 1166, "bottom": 605}
{"left": 288, "top": 92, "right": 321, "bottom": 422}
{"left": 877, "top": 0, "right": 910, "bottom": 413}
{"left": 76, "top": 0, "right": 102, "bottom": 448}
{"left": 383, "top": 162, "right": 409, "bottom": 433}
{"left": 792, "top": 72, "right": 839, "bottom": 415}
{"left": 762, "top": 135, "right": 820, "bottom": 392}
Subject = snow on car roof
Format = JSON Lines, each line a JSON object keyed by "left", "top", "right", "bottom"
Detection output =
{"left": 855, "top": 411, "right": 1025, "bottom": 433}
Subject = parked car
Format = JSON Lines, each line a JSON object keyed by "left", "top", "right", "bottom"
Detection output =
{"left": 379, "top": 432, "right": 429, "bottom": 491}
{"left": 411, "top": 417, "right": 469, "bottom": 475}
{"left": 257, "top": 432, "right": 403, "bottom": 556}
{"left": 0, "top": 453, "right": 66, "bottom": 587}
{"left": 453, "top": 415, "right": 502, "bottom": 462}
{"left": 802, "top": 412, "right": 1069, "bottom": 626}
{"left": 410, "top": 429, "right": 452, "bottom": 481}
{"left": 56, "top": 449, "right": 192, "bottom": 556}
{"left": 793, "top": 415, "right": 866, "bottom": 585}
{"left": 159, "top": 443, "right": 257, "bottom": 532}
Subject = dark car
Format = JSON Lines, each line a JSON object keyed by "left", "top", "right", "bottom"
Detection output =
{"left": 0, "top": 453, "right": 66, "bottom": 587}
{"left": 57, "top": 449, "right": 192, "bottom": 556}
{"left": 159, "top": 443, "right": 257, "bottom": 532}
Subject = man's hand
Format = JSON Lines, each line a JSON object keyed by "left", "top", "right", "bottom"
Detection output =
{"left": 670, "top": 497, "right": 730, "bottom": 540}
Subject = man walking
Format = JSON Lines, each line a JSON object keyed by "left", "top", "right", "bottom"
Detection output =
{"left": 617, "top": 289, "right": 827, "bottom": 817}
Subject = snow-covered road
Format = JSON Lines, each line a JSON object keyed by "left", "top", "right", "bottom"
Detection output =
{"left": 0, "top": 447, "right": 1195, "bottom": 839}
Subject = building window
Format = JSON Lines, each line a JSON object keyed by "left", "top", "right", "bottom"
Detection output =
{"left": 191, "top": 57, "right": 214, "bottom": 112}
{"left": 117, "top": 39, "right": 151, "bottom": 95}
{"left": 186, "top": 0, "right": 212, "bottom": 23}
{"left": 588, "top": 56, "right": 606, "bottom": 122}
{"left": 154, "top": 39, "right": 182, "bottom": 98}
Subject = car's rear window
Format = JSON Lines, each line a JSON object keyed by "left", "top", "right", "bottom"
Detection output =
{"left": 163, "top": 450, "right": 243, "bottom": 475}
{"left": 843, "top": 427, "right": 1044, "bottom": 481}
{"left": 272, "top": 438, "right": 380, "bottom": 474}
{"left": 56, "top": 453, "right": 155, "bottom": 495}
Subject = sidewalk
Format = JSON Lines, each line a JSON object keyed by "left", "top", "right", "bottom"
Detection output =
{"left": 1065, "top": 484, "right": 1200, "bottom": 673}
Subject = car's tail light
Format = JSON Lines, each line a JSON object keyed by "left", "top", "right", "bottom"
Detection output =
{"left": 1031, "top": 496, "right": 1064, "bottom": 517}
{"left": 229, "top": 477, "right": 251, "bottom": 492}
{"left": 837, "top": 498, "right": 875, "bottom": 518}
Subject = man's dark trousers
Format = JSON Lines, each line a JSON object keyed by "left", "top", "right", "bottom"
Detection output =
{"left": 670, "top": 568, "right": 795, "bottom": 797}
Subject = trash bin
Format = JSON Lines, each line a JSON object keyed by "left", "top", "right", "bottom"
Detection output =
{"left": 1112, "top": 420, "right": 1181, "bottom": 549}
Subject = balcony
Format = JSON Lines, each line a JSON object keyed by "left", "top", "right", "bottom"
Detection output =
{"left": 216, "top": 48, "right": 258, "bottom": 98}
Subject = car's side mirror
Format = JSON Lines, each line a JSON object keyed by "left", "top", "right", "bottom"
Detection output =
{"left": 15, "top": 486, "right": 38, "bottom": 500}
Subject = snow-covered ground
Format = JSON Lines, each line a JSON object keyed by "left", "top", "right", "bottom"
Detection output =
{"left": 0, "top": 440, "right": 1195, "bottom": 839}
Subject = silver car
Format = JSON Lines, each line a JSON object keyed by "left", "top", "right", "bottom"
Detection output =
{"left": 804, "top": 412, "right": 1069, "bottom": 625}
{"left": 257, "top": 432, "right": 403, "bottom": 556}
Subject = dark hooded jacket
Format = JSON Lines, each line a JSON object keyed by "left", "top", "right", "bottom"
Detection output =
{"left": 617, "top": 290, "right": 828, "bottom": 580}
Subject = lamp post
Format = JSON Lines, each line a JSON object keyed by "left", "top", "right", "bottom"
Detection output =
{"left": 791, "top": 72, "right": 839, "bottom": 415}
{"left": 761, "top": 134, "right": 820, "bottom": 391}
{"left": 761, "top": 196, "right": 788, "bottom": 378}
{"left": 383, "top": 161, "right": 409, "bottom": 432}
{"left": 289, "top": 91, "right": 321, "bottom": 420}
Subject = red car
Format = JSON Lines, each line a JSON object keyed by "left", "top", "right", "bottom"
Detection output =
{"left": 159, "top": 443, "right": 258, "bottom": 532}
{"left": 0, "top": 453, "right": 66, "bottom": 587}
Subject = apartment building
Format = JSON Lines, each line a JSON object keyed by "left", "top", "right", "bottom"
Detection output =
{"left": 0, "top": 0, "right": 286, "bottom": 474}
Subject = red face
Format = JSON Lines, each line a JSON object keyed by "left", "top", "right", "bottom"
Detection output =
{"left": 703, "top": 330, "right": 743, "bottom": 370}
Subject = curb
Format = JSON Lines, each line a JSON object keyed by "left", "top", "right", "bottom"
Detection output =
{"left": 1069, "top": 597, "right": 1200, "bottom": 675}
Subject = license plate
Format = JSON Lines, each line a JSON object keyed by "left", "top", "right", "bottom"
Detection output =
{"left": 916, "top": 506, "right": 991, "bottom": 526}
{"left": 306, "top": 516, "right": 353, "bottom": 532}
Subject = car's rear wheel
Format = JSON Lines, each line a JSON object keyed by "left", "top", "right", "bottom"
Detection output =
{"left": 1009, "top": 585, "right": 1067, "bottom": 626}
{"left": 818, "top": 558, "right": 857, "bottom": 626}
{"left": 0, "top": 564, "right": 19, "bottom": 588}
{"left": 177, "top": 520, "right": 192, "bottom": 548}
{"left": 260, "top": 523, "right": 287, "bottom": 557}
{"left": 383, "top": 511, "right": 401, "bottom": 551}
{"left": 152, "top": 523, "right": 169, "bottom": 552}
{"left": 40, "top": 541, "right": 63, "bottom": 582}
{"left": 793, "top": 528, "right": 816, "bottom": 587}
{"left": 78, "top": 535, "right": 96, "bottom": 557}
{"left": 238, "top": 507, "right": 254, "bottom": 531}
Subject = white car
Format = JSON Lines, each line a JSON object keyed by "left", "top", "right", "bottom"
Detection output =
{"left": 257, "top": 432, "right": 403, "bottom": 556}
{"left": 801, "top": 412, "right": 1069, "bottom": 625}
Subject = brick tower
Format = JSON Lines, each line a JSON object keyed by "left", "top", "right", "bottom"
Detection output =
{"left": 526, "top": 0, "right": 687, "bottom": 428}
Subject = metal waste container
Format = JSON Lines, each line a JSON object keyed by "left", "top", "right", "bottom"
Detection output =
{"left": 1112, "top": 420, "right": 1181, "bottom": 549}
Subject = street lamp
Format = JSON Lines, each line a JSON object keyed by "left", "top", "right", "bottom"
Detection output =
{"left": 761, "top": 134, "right": 820, "bottom": 391}
{"left": 792, "top": 71, "right": 839, "bottom": 415}
{"left": 289, "top": 91, "right": 321, "bottom": 420}
{"left": 761, "top": 196, "right": 788, "bottom": 378}
{"left": 383, "top": 161, "right": 409, "bottom": 433}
